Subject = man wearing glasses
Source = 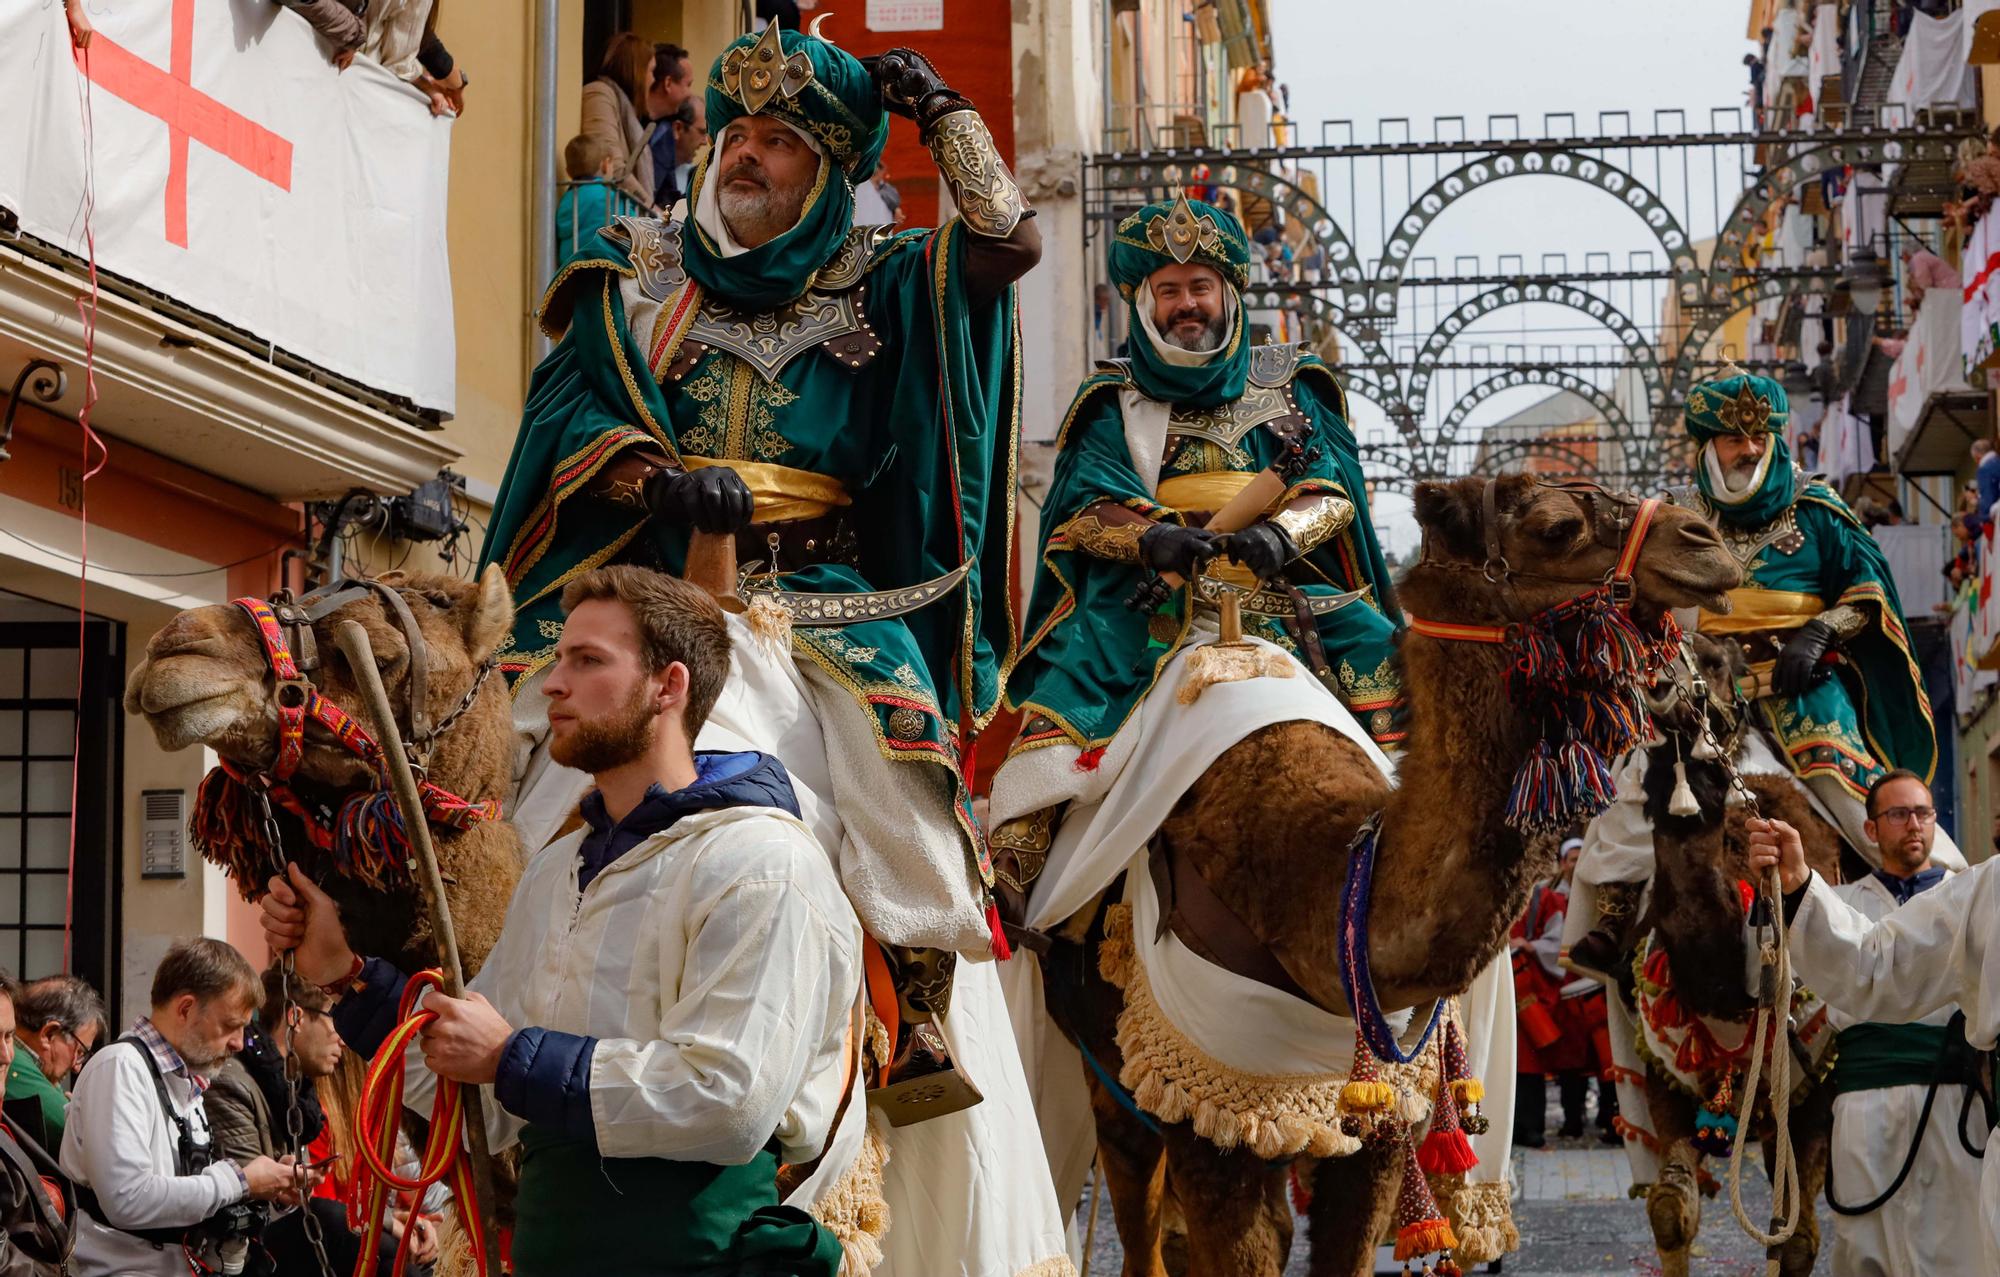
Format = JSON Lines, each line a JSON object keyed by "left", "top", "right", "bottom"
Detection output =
{"left": 1747, "top": 771, "right": 1991, "bottom": 1275}
{"left": 5, "top": 975, "right": 104, "bottom": 1153}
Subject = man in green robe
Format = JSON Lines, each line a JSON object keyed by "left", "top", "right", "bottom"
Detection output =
{"left": 1568, "top": 366, "right": 1964, "bottom": 973}
{"left": 480, "top": 27, "right": 1073, "bottom": 1277}
{"left": 986, "top": 195, "right": 1402, "bottom": 919}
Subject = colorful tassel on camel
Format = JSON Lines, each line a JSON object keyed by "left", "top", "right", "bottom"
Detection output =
{"left": 1391, "top": 1125, "right": 1459, "bottom": 1263}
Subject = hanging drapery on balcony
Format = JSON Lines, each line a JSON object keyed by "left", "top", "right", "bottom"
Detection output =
{"left": 1807, "top": 4, "right": 1841, "bottom": 108}
{"left": 0, "top": 2, "right": 456, "bottom": 414}
{"left": 1888, "top": 286, "right": 1975, "bottom": 460}
{"left": 1963, "top": 212, "right": 2000, "bottom": 374}
{"left": 1887, "top": 10, "right": 1977, "bottom": 116}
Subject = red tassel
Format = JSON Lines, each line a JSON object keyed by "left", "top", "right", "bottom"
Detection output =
{"left": 1288, "top": 1163, "right": 1312, "bottom": 1215}
{"left": 1418, "top": 1125, "right": 1479, "bottom": 1175}
{"left": 1391, "top": 1126, "right": 1458, "bottom": 1261}
{"left": 1736, "top": 878, "right": 1755, "bottom": 915}
{"left": 1073, "top": 746, "right": 1106, "bottom": 772}
{"left": 986, "top": 902, "right": 1012, "bottom": 961}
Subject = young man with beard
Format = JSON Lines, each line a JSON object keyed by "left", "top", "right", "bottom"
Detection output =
{"left": 61, "top": 940, "right": 315, "bottom": 1277}
{"left": 989, "top": 193, "right": 1404, "bottom": 923}
{"left": 260, "top": 566, "right": 864, "bottom": 1277}
{"left": 1566, "top": 366, "right": 1962, "bottom": 979}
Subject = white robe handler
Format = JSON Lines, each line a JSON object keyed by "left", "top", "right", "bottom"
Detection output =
{"left": 1822, "top": 871, "right": 1989, "bottom": 1277}
{"left": 1786, "top": 865, "right": 2000, "bottom": 1274}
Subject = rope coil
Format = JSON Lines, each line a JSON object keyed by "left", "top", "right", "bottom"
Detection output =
{"left": 353, "top": 970, "right": 492, "bottom": 1277}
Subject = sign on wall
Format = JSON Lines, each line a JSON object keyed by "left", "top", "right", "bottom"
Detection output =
{"left": 866, "top": 0, "right": 945, "bottom": 32}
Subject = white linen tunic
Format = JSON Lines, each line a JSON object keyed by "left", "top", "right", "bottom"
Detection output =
{"left": 404, "top": 803, "right": 863, "bottom": 1168}
{"left": 1788, "top": 866, "right": 2000, "bottom": 1273}
{"left": 1824, "top": 872, "right": 1988, "bottom": 1276}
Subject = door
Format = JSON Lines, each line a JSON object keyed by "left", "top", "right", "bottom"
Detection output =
{"left": 0, "top": 591, "right": 122, "bottom": 1009}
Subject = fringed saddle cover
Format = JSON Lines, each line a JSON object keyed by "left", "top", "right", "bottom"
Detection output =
{"left": 1629, "top": 934, "right": 1837, "bottom": 1106}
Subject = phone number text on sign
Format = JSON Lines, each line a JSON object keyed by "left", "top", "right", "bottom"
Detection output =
{"left": 866, "top": 0, "right": 944, "bottom": 32}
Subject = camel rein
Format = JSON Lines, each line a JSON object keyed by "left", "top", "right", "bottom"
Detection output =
{"left": 1674, "top": 662, "right": 1803, "bottom": 1272}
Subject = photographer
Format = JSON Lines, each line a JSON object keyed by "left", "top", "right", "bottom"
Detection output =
{"left": 59, "top": 940, "right": 319, "bottom": 1277}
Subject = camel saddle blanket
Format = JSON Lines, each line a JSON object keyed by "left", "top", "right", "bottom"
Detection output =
{"left": 1096, "top": 857, "right": 1443, "bottom": 1160}
{"left": 1629, "top": 934, "right": 1837, "bottom": 1105}
{"left": 988, "top": 626, "right": 1393, "bottom": 932}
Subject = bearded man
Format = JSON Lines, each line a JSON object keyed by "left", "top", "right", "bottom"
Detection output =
{"left": 987, "top": 194, "right": 1401, "bottom": 924}
{"left": 1568, "top": 366, "right": 1961, "bottom": 976}
{"left": 482, "top": 23, "right": 1071, "bottom": 1277}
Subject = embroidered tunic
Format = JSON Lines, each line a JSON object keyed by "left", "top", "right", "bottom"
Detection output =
{"left": 1009, "top": 346, "right": 1402, "bottom": 753}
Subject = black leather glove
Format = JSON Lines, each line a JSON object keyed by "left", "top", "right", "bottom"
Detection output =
{"left": 1222, "top": 522, "right": 1297, "bottom": 580}
{"left": 1138, "top": 523, "right": 1222, "bottom": 578}
{"left": 868, "top": 47, "right": 972, "bottom": 130}
{"left": 1772, "top": 618, "right": 1836, "bottom": 698}
{"left": 642, "top": 466, "right": 754, "bottom": 535}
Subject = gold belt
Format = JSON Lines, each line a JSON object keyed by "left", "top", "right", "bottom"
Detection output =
{"left": 684, "top": 457, "right": 851, "bottom": 524}
{"left": 1698, "top": 587, "right": 1824, "bottom": 636}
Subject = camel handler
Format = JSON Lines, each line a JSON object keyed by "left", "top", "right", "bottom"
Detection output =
{"left": 987, "top": 193, "right": 1403, "bottom": 922}
{"left": 1814, "top": 769, "right": 1989, "bottom": 1276}
{"left": 1748, "top": 811, "right": 2000, "bottom": 1275}
{"left": 1568, "top": 365, "right": 1962, "bottom": 977}
{"left": 478, "top": 24, "right": 1072, "bottom": 1277}
{"left": 259, "top": 568, "right": 866, "bottom": 1277}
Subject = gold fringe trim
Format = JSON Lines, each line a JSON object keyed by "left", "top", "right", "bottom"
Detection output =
{"left": 747, "top": 593, "right": 795, "bottom": 655}
{"left": 1176, "top": 643, "right": 1295, "bottom": 704}
{"left": 1443, "top": 1179, "right": 1520, "bottom": 1264}
{"left": 1099, "top": 901, "right": 1443, "bottom": 1159}
{"left": 811, "top": 1121, "right": 893, "bottom": 1277}
{"left": 436, "top": 1213, "right": 472, "bottom": 1277}
{"left": 1013, "top": 1257, "right": 1079, "bottom": 1277}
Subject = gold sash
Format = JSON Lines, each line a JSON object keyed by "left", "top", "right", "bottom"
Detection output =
{"left": 1157, "top": 471, "right": 1275, "bottom": 517}
{"left": 1699, "top": 588, "right": 1824, "bottom": 635}
{"left": 684, "top": 457, "right": 852, "bottom": 524}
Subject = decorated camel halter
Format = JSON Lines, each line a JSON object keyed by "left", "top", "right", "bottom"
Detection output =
{"left": 1404, "top": 480, "right": 1682, "bottom": 834}
{"left": 188, "top": 584, "right": 501, "bottom": 892}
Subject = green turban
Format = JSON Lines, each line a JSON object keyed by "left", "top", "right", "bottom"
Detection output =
{"left": 1109, "top": 195, "right": 1254, "bottom": 407}
{"left": 1686, "top": 368, "right": 1796, "bottom": 526}
{"left": 706, "top": 23, "right": 889, "bottom": 182}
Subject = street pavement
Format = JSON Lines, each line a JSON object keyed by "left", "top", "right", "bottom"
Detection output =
{"left": 1076, "top": 1090, "right": 1827, "bottom": 1275}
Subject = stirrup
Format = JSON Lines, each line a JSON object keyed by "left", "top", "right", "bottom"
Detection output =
{"left": 868, "top": 1022, "right": 984, "bottom": 1126}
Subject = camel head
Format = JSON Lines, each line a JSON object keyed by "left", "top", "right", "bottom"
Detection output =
{"left": 1401, "top": 474, "right": 1740, "bottom": 626}
{"left": 1641, "top": 631, "right": 1752, "bottom": 751}
{"left": 125, "top": 565, "right": 515, "bottom": 795}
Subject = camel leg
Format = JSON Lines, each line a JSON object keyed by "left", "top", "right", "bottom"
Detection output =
{"left": 1301, "top": 1140, "right": 1402, "bottom": 1277}
{"left": 1083, "top": 1069, "right": 1171, "bottom": 1277}
{"left": 1159, "top": 1122, "right": 1292, "bottom": 1277}
{"left": 1643, "top": 1071, "right": 1702, "bottom": 1277}
{"left": 1762, "top": 1086, "right": 1832, "bottom": 1277}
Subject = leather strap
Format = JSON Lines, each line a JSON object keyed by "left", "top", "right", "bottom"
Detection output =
{"left": 1150, "top": 835, "right": 1339, "bottom": 1014}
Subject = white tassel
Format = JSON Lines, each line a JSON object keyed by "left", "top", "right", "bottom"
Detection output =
{"left": 1689, "top": 731, "right": 1719, "bottom": 761}
{"left": 1668, "top": 759, "right": 1700, "bottom": 817}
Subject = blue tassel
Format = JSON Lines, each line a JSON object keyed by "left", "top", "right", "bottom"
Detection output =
{"left": 1692, "top": 1105, "right": 1738, "bottom": 1157}
{"left": 1556, "top": 737, "right": 1618, "bottom": 825}
{"left": 1506, "top": 739, "right": 1563, "bottom": 833}
{"left": 333, "top": 791, "right": 408, "bottom": 891}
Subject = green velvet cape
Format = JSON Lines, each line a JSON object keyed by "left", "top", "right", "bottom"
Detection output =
{"left": 1727, "top": 480, "right": 1937, "bottom": 796}
{"left": 480, "top": 220, "right": 1020, "bottom": 857}
{"left": 1008, "top": 353, "right": 1403, "bottom": 753}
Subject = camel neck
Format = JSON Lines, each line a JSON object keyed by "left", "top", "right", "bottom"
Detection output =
{"left": 1366, "top": 631, "right": 1549, "bottom": 1007}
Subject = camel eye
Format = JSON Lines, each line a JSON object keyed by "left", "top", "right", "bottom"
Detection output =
{"left": 1536, "top": 517, "right": 1585, "bottom": 543}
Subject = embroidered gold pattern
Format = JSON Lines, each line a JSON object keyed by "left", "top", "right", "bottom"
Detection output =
{"left": 925, "top": 110, "right": 1026, "bottom": 238}
{"left": 1337, "top": 657, "right": 1401, "bottom": 702}
{"left": 677, "top": 355, "right": 797, "bottom": 462}
{"left": 1062, "top": 511, "right": 1146, "bottom": 561}
{"left": 1270, "top": 495, "right": 1355, "bottom": 555}
{"left": 1818, "top": 603, "right": 1866, "bottom": 640}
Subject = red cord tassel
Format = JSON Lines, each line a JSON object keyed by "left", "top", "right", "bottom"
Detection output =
{"left": 986, "top": 902, "right": 1012, "bottom": 961}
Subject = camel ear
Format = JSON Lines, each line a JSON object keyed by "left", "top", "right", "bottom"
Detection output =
{"left": 461, "top": 564, "right": 515, "bottom": 664}
{"left": 1412, "top": 480, "right": 1484, "bottom": 562}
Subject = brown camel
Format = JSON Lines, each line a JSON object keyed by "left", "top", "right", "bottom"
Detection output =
{"left": 122, "top": 566, "right": 522, "bottom": 976}
{"left": 1040, "top": 474, "right": 1742, "bottom": 1277}
{"left": 1626, "top": 632, "right": 1839, "bottom": 1277}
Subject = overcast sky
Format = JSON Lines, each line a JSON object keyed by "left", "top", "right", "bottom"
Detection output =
{"left": 1266, "top": 0, "right": 1757, "bottom": 554}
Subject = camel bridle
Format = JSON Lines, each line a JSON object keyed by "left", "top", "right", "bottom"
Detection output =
{"left": 194, "top": 579, "right": 502, "bottom": 882}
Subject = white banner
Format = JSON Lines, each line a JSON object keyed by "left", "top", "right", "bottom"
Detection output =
{"left": 1888, "top": 10, "right": 1976, "bottom": 114}
{"left": 1889, "top": 284, "right": 1972, "bottom": 455}
{"left": 0, "top": 0, "right": 456, "bottom": 414}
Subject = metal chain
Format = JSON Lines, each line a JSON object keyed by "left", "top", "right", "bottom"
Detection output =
{"left": 255, "top": 789, "right": 340, "bottom": 1277}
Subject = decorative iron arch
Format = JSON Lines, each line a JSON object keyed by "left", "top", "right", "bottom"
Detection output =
{"left": 1700, "top": 132, "right": 1968, "bottom": 306}
{"left": 1407, "top": 282, "right": 1662, "bottom": 426}
{"left": 1439, "top": 368, "right": 1641, "bottom": 453}
{"left": 1375, "top": 150, "right": 1700, "bottom": 316}
{"left": 1469, "top": 437, "right": 1614, "bottom": 479}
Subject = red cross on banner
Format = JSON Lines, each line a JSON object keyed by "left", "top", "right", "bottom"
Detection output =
{"left": 1889, "top": 369, "right": 1909, "bottom": 403}
{"left": 72, "top": 0, "right": 293, "bottom": 249}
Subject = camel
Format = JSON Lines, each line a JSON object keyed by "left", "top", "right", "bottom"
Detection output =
{"left": 1039, "top": 474, "right": 1742, "bottom": 1277}
{"left": 1622, "top": 632, "right": 1840, "bottom": 1277}
{"left": 122, "top": 565, "right": 522, "bottom": 976}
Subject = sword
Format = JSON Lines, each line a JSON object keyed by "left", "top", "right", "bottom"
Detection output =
{"left": 740, "top": 559, "right": 973, "bottom": 625}
{"left": 1126, "top": 434, "right": 1323, "bottom": 612}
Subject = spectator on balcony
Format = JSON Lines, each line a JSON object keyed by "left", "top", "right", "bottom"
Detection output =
{"left": 1902, "top": 240, "right": 1958, "bottom": 309}
{"left": 556, "top": 135, "right": 628, "bottom": 266}
{"left": 1974, "top": 438, "right": 2000, "bottom": 528}
{"left": 274, "top": 0, "right": 467, "bottom": 117}
{"left": 642, "top": 44, "right": 694, "bottom": 210}
{"left": 581, "top": 32, "right": 658, "bottom": 210}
